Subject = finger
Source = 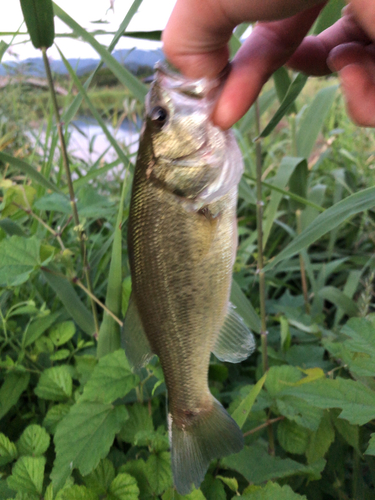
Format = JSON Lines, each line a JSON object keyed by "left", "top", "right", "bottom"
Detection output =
{"left": 350, "top": 0, "right": 375, "bottom": 41}
{"left": 212, "top": 4, "right": 325, "bottom": 129}
{"left": 162, "top": 0, "right": 325, "bottom": 79}
{"left": 328, "top": 43, "right": 375, "bottom": 127}
{"left": 287, "top": 11, "right": 371, "bottom": 75}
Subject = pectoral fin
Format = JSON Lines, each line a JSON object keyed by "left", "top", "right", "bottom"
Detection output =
{"left": 121, "top": 294, "right": 154, "bottom": 371}
{"left": 213, "top": 303, "right": 255, "bottom": 363}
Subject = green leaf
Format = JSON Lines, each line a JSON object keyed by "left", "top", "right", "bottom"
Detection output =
{"left": 201, "top": 474, "right": 226, "bottom": 500}
{"left": 280, "top": 378, "right": 375, "bottom": 425}
{"left": 51, "top": 402, "right": 128, "bottom": 491}
{"left": 296, "top": 85, "right": 338, "bottom": 159}
{"left": 313, "top": 0, "right": 345, "bottom": 34}
{"left": 53, "top": 3, "right": 147, "bottom": 102}
{"left": 216, "top": 475, "right": 238, "bottom": 493}
{"left": 20, "top": 0, "right": 55, "bottom": 48}
{"left": 145, "top": 452, "right": 173, "bottom": 496}
{"left": 43, "top": 404, "right": 71, "bottom": 435}
{"left": 17, "top": 425, "right": 50, "bottom": 457}
{"left": 277, "top": 419, "right": 310, "bottom": 455}
{"left": 0, "top": 218, "right": 26, "bottom": 237}
{"left": 265, "top": 365, "right": 302, "bottom": 398}
{"left": 265, "top": 186, "right": 375, "bottom": 270}
{"left": 7, "top": 456, "right": 45, "bottom": 495}
{"left": 42, "top": 268, "right": 95, "bottom": 337}
{"left": 365, "top": 433, "right": 375, "bottom": 456}
{"left": 119, "top": 459, "right": 152, "bottom": 497}
{"left": 0, "top": 236, "right": 41, "bottom": 287}
{"left": 223, "top": 442, "right": 325, "bottom": 483}
{"left": 0, "top": 40, "right": 8, "bottom": 62}
{"left": 258, "top": 73, "right": 308, "bottom": 138}
{"left": 0, "top": 152, "right": 61, "bottom": 193}
{"left": 333, "top": 414, "right": 360, "bottom": 453}
{"left": 239, "top": 481, "right": 307, "bottom": 499}
{"left": 34, "top": 366, "right": 72, "bottom": 401}
{"left": 238, "top": 88, "right": 277, "bottom": 134}
{"left": 273, "top": 67, "right": 296, "bottom": 110}
{"left": 80, "top": 350, "right": 139, "bottom": 403}
{"left": 34, "top": 193, "right": 71, "bottom": 213}
{"left": 232, "top": 373, "right": 267, "bottom": 429}
{"left": 0, "top": 371, "right": 30, "bottom": 420}
{"left": 118, "top": 402, "right": 154, "bottom": 444}
{"left": 56, "top": 484, "right": 98, "bottom": 500}
{"left": 230, "top": 278, "right": 261, "bottom": 333}
{"left": 23, "top": 311, "right": 62, "bottom": 347}
{"left": 49, "top": 321, "right": 76, "bottom": 346}
{"left": 276, "top": 396, "right": 323, "bottom": 431}
{"left": 108, "top": 473, "right": 140, "bottom": 500}
{"left": 97, "top": 175, "right": 128, "bottom": 357}
{"left": 50, "top": 350, "right": 70, "bottom": 361}
{"left": 83, "top": 458, "right": 115, "bottom": 495}
{"left": 0, "top": 433, "right": 18, "bottom": 466}
{"left": 318, "top": 286, "right": 359, "bottom": 317}
{"left": 306, "top": 411, "right": 335, "bottom": 464}
{"left": 162, "top": 487, "right": 206, "bottom": 500}
{"left": 123, "top": 29, "right": 162, "bottom": 41}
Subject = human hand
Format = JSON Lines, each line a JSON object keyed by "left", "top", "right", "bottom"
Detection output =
{"left": 162, "top": 0, "right": 375, "bottom": 129}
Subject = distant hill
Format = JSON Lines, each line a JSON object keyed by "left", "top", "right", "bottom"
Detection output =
{"left": 0, "top": 47, "right": 164, "bottom": 77}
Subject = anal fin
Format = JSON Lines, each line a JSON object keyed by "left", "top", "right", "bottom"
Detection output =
{"left": 121, "top": 293, "right": 154, "bottom": 371}
{"left": 213, "top": 303, "right": 255, "bottom": 363}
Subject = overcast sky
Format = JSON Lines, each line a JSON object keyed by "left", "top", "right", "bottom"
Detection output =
{"left": 1, "top": 0, "right": 177, "bottom": 61}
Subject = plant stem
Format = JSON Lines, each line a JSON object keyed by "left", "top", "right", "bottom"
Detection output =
{"left": 243, "top": 416, "right": 284, "bottom": 437}
{"left": 255, "top": 99, "right": 275, "bottom": 456}
{"left": 41, "top": 47, "right": 99, "bottom": 334}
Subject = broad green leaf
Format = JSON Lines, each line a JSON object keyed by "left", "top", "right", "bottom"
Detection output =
{"left": 201, "top": 474, "right": 226, "bottom": 500}
{"left": 34, "top": 366, "right": 72, "bottom": 401}
{"left": 333, "top": 414, "right": 360, "bottom": 453}
{"left": 216, "top": 476, "right": 238, "bottom": 493}
{"left": 23, "top": 311, "right": 62, "bottom": 347}
{"left": 265, "top": 187, "right": 375, "bottom": 270}
{"left": 80, "top": 350, "right": 138, "bottom": 403}
{"left": 53, "top": 3, "right": 147, "bottom": 102}
{"left": 240, "top": 481, "right": 307, "bottom": 499}
{"left": 17, "top": 425, "right": 50, "bottom": 457}
{"left": 276, "top": 396, "right": 323, "bottom": 431}
{"left": 75, "top": 355, "right": 98, "bottom": 385}
{"left": 223, "top": 442, "right": 325, "bottom": 483}
{"left": 118, "top": 402, "right": 154, "bottom": 444}
{"left": 50, "top": 349, "right": 70, "bottom": 361}
{"left": 258, "top": 73, "right": 308, "bottom": 138}
{"left": 0, "top": 236, "right": 41, "bottom": 287}
{"left": 280, "top": 378, "right": 375, "bottom": 425}
{"left": 33, "top": 193, "right": 71, "bottom": 213}
{"left": 265, "top": 365, "right": 302, "bottom": 398}
{"left": 49, "top": 321, "right": 76, "bottom": 346}
{"left": 0, "top": 218, "right": 26, "bottom": 236}
{"left": 365, "top": 433, "right": 375, "bottom": 456}
{"left": 277, "top": 419, "right": 310, "bottom": 455}
{"left": 56, "top": 484, "right": 98, "bottom": 500}
{"left": 97, "top": 174, "right": 128, "bottom": 357}
{"left": 0, "top": 433, "right": 18, "bottom": 466}
{"left": 162, "top": 487, "right": 206, "bottom": 500}
{"left": 289, "top": 160, "right": 308, "bottom": 210}
{"left": 0, "top": 371, "right": 30, "bottom": 420}
{"left": 52, "top": 402, "right": 128, "bottom": 491}
{"left": 230, "top": 278, "right": 261, "bottom": 333}
{"left": 83, "top": 459, "right": 115, "bottom": 495}
{"left": 296, "top": 85, "right": 338, "bottom": 159}
{"left": 306, "top": 411, "right": 335, "bottom": 464}
{"left": 232, "top": 373, "right": 267, "bottom": 429}
{"left": 119, "top": 459, "right": 152, "bottom": 497}
{"left": 20, "top": 0, "right": 55, "bottom": 48}
{"left": 1, "top": 185, "right": 36, "bottom": 218}
{"left": 42, "top": 269, "right": 95, "bottom": 337}
{"left": 0, "top": 152, "right": 61, "bottom": 193}
{"left": 146, "top": 452, "right": 173, "bottom": 496}
{"left": 43, "top": 404, "right": 71, "bottom": 435}
{"left": 108, "top": 473, "right": 140, "bottom": 500}
{"left": 7, "top": 456, "right": 45, "bottom": 495}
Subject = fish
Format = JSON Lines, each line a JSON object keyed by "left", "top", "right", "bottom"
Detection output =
{"left": 122, "top": 62, "right": 255, "bottom": 495}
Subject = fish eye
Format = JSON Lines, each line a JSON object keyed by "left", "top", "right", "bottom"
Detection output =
{"left": 150, "top": 106, "right": 168, "bottom": 126}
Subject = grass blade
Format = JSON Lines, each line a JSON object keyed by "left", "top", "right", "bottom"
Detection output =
{"left": 232, "top": 373, "right": 267, "bottom": 429}
{"left": 258, "top": 73, "right": 308, "bottom": 139}
{"left": 42, "top": 268, "right": 95, "bottom": 336}
{"left": 238, "top": 88, "right": 276, "bottom": 134}
{"left": 318, "top": 286, "right": 359, "bottom": 317}
{"left": 297, "top": 85, "right": 338, "bottom": 159}
{"left": 53, "top": 2, "right": 147, "bottom": 103}
{"left": 0, "top": 152, "right": 62, "bottom": 193}
{"left": 265, "top": 187, "right": 375, "bottom": 271}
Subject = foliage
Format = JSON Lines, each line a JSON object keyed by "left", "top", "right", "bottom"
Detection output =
{"left": 1, "top": 0, "right": 375, "bottom": 498}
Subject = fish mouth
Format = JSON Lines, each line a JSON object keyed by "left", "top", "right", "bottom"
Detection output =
{"left": 159, "top": 138, "right": 212, "bottom": 163}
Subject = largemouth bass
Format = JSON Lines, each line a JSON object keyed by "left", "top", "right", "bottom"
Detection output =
{"left": 123, "top": 62, "right": 255, "bottom": 495}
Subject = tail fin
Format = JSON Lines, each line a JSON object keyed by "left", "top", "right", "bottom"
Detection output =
{"left": 170, "top": 398, "right": 243, "bottom": 495}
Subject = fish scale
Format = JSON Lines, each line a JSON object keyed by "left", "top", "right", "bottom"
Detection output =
{"left": 122, "top": 62, "right": 255, "bottom": 494}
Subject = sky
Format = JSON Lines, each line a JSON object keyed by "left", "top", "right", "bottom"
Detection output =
{"left": 1, "top": 0, "right": 177, "bottom": 62}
